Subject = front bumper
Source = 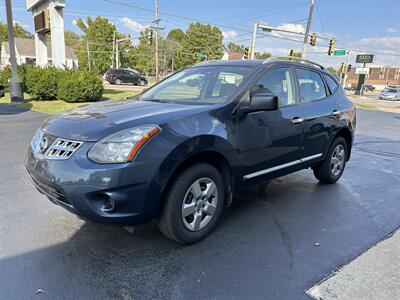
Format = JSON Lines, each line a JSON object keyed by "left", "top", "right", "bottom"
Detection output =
{"left": 25, "top": 142, "right": 162, "bottom": 226}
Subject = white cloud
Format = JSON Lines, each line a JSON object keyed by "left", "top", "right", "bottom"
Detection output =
{"left": 120, "top": 17, "right": 146, "bottom": 33}
{"left": 276, "top": 23, "right": 305, "bottom": 34}
{"left": 222, "top": 30, "right": 238, "bottom": 39}
{"left": 350, "top": 36, "right": 400, "bottom": 66}
{"left": 387, "top": 27, "right": 397, "bottom": 33}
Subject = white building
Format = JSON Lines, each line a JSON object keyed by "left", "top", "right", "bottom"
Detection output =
{"left": 1, "top": 37, "right": 78, "bottom": 69}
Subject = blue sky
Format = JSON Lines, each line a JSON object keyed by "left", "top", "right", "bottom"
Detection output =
{"left": 1, "top": 0, "right": 399, "bottom": 66}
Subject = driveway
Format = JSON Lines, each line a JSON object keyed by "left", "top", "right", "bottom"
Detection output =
{"left": 0, "top": 104, "right": 399, "bottom": 299}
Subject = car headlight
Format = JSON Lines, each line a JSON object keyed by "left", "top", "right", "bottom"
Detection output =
{"left": 87, "top": 125, "right": 161, "bottom": 163}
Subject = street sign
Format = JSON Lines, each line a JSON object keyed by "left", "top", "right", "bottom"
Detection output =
{"left": 356, "top": 54, "right": 374, "bottom": 64}
{"left": 334, "top": 50, "right": 346, "bottom": 56}
{"left": 196, "top": 54, "right": 206, "bottom": 59}
{"left": 355, "top": 67, "right": 370, "bottom": 75}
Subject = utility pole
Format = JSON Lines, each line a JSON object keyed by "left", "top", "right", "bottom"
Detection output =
{"left": 5, "top": 0, "right": 23, "bottom": 102}
{"left": 86, "top": 40, "right": 91, "bottom": 71}
{"left": 116, "top": 41, "right": 119, "bottom": 69}
{"left": 155, "top": 0, "right": 159, "bottom": 81}
{"left": 112, "top": 31, "right": 116, "bottom": 68}
{"left": 250, "top": 22, "right": 258, "bottom": 59}
{"left": 301, "top": 0, "right": 315, "bottom": 59}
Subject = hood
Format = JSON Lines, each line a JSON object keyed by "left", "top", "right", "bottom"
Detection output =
{"left": 42, "top": 99, "right": 208, "bottom": 141}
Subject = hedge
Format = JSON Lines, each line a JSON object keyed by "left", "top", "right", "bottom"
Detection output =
{"left": 0, "top": 65, "right": 104, "bottom": 102}
{"left": 25, "top": 67, "right": 62, "bottom": 100}
{"left": 58, "top": 70, "right": 103, "bottom": 103}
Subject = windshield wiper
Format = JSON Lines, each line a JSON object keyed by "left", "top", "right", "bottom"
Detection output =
{"left": 144, "top": 99, "right": 163, "bottom": 103}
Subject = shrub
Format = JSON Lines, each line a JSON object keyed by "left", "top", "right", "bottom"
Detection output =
{"left": 25, "top": 66, "right": 62, "bottom": 100}
{"left": 0, "top": 64, "right": 32, "bottom": 92}
{"left": 58, "top": 70, "right": 103, "bottom": 102}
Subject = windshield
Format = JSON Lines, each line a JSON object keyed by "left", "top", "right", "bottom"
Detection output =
{"left": 384, "top": 88, "right": 398, "bottom": 93}
{"left": 139, "top": 66, "right": 253, "bottom": 104}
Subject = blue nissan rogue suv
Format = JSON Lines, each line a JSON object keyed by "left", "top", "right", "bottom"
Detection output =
{"left": 26, "top": 57, "right": 356, "bottom": 244}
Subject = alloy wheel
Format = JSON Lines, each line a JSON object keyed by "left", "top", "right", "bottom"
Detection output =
{"left": 181, "top": 177, "right": 218, "bottom": 232}
{"left": 330, "top": 144, "right": 345, "bottom": 176}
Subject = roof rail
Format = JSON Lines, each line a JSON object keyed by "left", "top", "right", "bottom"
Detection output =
{"left": 264, "top": 56, "right": 325, "bottom": 70}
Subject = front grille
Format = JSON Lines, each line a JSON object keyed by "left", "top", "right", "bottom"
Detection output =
{"left": 44, "top": 138, "right": 83, "bottom": 160}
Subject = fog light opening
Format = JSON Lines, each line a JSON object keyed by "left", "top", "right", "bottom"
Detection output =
{"left": 102, "top": 197, "right": 115, "bottom": 212}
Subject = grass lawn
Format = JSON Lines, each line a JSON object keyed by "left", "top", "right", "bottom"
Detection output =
{"left": 0, "top": 89, "right": 140, "bottom": 114}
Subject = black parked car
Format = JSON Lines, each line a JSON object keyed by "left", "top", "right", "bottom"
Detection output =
{"left": 26, "top": 57, "right": 356, "bottom": 244}
{"left": 105, "top": 68, "right": 148, "bottom": 86}
{"left": 0, "top": 85, "right": 4, "bottom": 98}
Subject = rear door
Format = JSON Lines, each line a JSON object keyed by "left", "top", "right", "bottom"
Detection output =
{"left": 128, "top": 71, "right": 139, "bottom": 84}
{"left": 294, "top": 68, "right": 337, "bottom": 159}
{"left": 237, "top": 67, "right": 304, "bottom": 181}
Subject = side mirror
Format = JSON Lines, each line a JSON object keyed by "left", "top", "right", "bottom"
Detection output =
{"left": 240, "top": 93, "right": 278, "bottom": 113}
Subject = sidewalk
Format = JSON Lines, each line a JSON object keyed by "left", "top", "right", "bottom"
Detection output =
{"left": 347, "top": 94, "right": 400, "bottom": 114}
{"left": 307, "top": 229, "right": 400, "bottom": 299}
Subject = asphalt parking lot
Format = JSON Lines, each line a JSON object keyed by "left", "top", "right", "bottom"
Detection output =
{"left": 0, "top": 104, "right": 399, "bottom": 299}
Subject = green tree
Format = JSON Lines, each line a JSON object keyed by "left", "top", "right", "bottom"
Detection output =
{"left": 0, "top": 22, "right": 32, "bottom": 55}
{"left": 125, "top": 28, "right": 155, "bottom": 75}
{"left": 226, "top": 42, "right": 244, "bottom": 54}
{"left": 178, "top": 23, "right": 224, "bottom": 68}
{"left": 327, "top": 66, "right": 339, "bottom": 75}
{"left": 75, "top": 17, "right": 116, "bottom": 74}
{"left": 64, "top": 30, "right": 82, "bottom": 50}
{"left": 255, "top": 51, "right": 271, "bottom": 59}
{"left": 167, "top": 28, "right": 185, "bottom": 42}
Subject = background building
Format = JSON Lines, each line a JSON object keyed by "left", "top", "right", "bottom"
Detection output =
{"left": 346, "top": 66, "right": 400, "bottom": 90}
{"left": 1, "top": 37, "right": 78, "bottom": 69}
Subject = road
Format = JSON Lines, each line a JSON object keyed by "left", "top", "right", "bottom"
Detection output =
{"left": 0, "top": 104, "right": 399, "bottom": 299}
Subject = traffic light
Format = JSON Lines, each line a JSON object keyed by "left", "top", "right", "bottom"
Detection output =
{"left": 347, "top": 64, "right": 352, "bottom": 73}
{"left": 310, "top": 33, "right": 317, "bottom": 46}
{"left": 289, "top": 49, "right": 294, "bottom": 57}
{"left": 148, "top": 30, "right": 153, "bottom": 45}
{"left": 243, "top": 47, "right": 249, "bottom": 59}
{"left": 328, "top": 38, "right": 335, "bottom": 55}
{"left": 340, "top": 62, "right": 346, "bottom": 74}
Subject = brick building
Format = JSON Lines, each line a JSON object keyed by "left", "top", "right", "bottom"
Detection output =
{"left": 346, "top": 66, "right": 400, "bottom": 90}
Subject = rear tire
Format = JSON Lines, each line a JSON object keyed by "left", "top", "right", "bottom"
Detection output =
{"left": 313, "top": 137, "right": 348, "bottom": 184}
{"left": 158, "top": 163, "right": 225, "bottom": 245}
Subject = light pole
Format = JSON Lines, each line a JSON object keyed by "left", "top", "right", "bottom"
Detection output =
{"left": 301, "top": 0, "right": 315, "bottom": 59}
{"left": 5, "top": 0, "right": 23, "bottom": 102}
{"left": 250, "top": 22, "right": 258, "bottom": 59}
{"left": 155, "top": 0, "right": 159, "bottom": 81}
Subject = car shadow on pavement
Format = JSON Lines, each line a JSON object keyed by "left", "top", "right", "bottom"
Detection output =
{"left": 0, "top": 103, "right": 32, "bottom": 115}
{"left": 2, "top": 164, "right": 398, "bottom": 300}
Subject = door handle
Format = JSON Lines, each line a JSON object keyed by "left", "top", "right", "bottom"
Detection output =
{"left": 291, "top": 117, "right": 304, "bottom": 124}
{"left": 331, "top": 110, "right": 341, "bottom": 116}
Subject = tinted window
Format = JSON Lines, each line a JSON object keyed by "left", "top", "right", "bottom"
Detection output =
{"left": 252, "top": 68, "right": 296, "bottom": 107}
{"left": 323, "top": 74, "right": 339, "bottom": 94}
{"left": 296, "top": 69, "right": 327, "bottom": 101}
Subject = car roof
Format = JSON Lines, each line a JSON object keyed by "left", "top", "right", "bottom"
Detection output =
{"left": 194, "top": 57, "right": 328, "bottom": 73}
{"left": 194, "top": 59, "right": 265, "bottom": 68}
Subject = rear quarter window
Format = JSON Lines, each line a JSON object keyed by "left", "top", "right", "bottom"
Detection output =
{"left": 323, "top": 74, "right": 339, "bottom": 94}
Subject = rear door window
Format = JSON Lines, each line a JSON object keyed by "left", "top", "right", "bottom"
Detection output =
{"left": 252, "top": 68, "right": 296, "bottom": 107}
{"left": 295, "top": 68, "right": 327, "bottom": 102}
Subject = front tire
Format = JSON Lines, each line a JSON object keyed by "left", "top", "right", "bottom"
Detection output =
{"left": 313, "top": 137, "right": 348, "bottom": 184}
{"left": 139, "top": 79, "right": 146, "bottom": 86}
{"left": 158, "top": 163, "right": 225, "bottom": 245}
{"left": 115, "top": 78, "right": 122, "bottom": 85}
